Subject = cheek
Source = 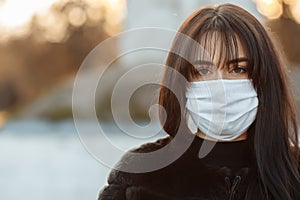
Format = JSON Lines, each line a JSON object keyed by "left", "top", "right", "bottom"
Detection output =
{"left": 227, "top": 71, "right": 249, "bottom": 79}
{"left": 239, "top": 73, "right": 249, "bottom": 79}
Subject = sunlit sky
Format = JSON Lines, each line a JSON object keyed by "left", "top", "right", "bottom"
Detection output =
{"left": 0, "top": 0, "right": 57, "bottom": 28}
{"left": 0, "top": 0, "right": 126, "bottom": 42}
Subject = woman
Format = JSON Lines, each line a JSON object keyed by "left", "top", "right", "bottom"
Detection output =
{"left": 98, "top": 4, "right": 300, "bottom": 200}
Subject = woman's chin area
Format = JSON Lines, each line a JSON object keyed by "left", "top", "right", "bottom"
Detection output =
{"left": 196, "top": 130, "right": 248, "bottom": 142}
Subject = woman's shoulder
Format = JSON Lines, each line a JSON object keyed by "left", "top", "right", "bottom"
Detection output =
{"left": 99, "top": 135, "right": 251, "bottom": 199}
{"left": 130, "top": 136, "right": 173, "bottom": 153}
{"left": 98, "top": 136, "right": 174, "bottom": 200}
{"left": 107, "top": 136, "right": 172, "bottom": 183}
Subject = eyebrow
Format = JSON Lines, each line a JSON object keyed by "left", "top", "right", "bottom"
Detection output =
{"left": 193, "top": 57, "right": 249, "bottom": 66}
{"left": 226, "top": 57, "right": 249, "bottom": 65}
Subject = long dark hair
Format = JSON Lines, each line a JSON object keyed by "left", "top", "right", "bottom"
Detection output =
{"left": 158, "top": 3, "right": 300, "bottom": 199}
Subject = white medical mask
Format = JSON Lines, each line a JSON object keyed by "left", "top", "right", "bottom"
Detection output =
{"left": 185, "top": 79, "right": 258, "bottom": 141}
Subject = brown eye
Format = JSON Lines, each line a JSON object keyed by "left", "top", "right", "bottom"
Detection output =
{"left": 230, "top": 66, "right": 247, "bottom": 74}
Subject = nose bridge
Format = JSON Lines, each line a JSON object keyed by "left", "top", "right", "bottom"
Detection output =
{"left": 217, "top": 67, "right": 228, "bottom": 79}
{"left": 213, "top": 57, "right": 228, "bottom": 79}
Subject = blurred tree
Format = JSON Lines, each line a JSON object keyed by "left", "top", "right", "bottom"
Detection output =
{"left": 0, "top": 0, "right": 125, "bottom": 114}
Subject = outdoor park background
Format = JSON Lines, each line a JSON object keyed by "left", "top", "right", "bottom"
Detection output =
{"left": 1, "top": 0, "right": 300, "bottom": 199}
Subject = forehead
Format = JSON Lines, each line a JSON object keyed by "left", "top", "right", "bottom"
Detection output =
{"left": 193, "top": 31, "right": 247, "bottom": 65}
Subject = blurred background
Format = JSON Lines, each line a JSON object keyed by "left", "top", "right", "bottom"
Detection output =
{"left": 0, "top": 0, "right": 300, "bottom": 199}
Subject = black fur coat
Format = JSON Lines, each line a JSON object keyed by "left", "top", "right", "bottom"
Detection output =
{"left": 98, "top": 135, "right": 257, "bottom": 200}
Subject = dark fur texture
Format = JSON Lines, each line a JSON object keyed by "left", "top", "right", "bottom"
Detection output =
{"left": 98, "top": 136, "right": 254, "bottom": 200}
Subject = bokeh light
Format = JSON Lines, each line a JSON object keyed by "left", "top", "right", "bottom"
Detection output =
{"left": 255, "top": 0, "right": 283, "bottom": 19}
{"left": 290, "top": 0, "right": 300, "bottom": 23}
{"left": 35, "top": 8, "right": 69, "bottom": 42}
{"left": 0, "top": 0, "right": 57, "bottom": 28}
{"left": 0, "top": 0, "right": 127, "bottom": 43}
{"left": 68, "top": 7, "right": 87, "bottom": 27}
{"left": 255, "top": 0, "right": 300, "bottom": 23}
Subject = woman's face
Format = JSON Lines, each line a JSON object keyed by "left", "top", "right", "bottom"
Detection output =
{"left": 190, "top": 34, "right": 249, "bottom": 82}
